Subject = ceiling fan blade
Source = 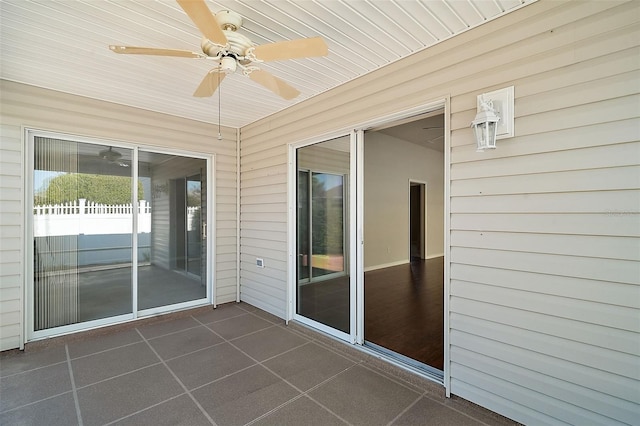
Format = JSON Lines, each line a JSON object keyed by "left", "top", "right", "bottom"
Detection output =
{"left": 252, "top": 37, "right": 328, "bottom": 62}
{"left": 109, "top": 45, "right": 203, "bottom": 58}
{"left": 249, "top": 69, "right": 300, "bottom": 100}
{"left": 176, "top": 0, "right": 227, "bottom": 46}
{"left": 193, "top": 70, "right": 225, "bottom": 97}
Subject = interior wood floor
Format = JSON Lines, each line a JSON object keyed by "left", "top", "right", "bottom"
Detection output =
{"left": 365, "top": 257, "right": 444, "bottom": 370}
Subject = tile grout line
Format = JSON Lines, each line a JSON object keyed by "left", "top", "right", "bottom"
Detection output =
{"left": 70, "top": 340, "right": 144, "bottom": 361}
{"left": 134, "top": 328, "right": 218, "bottom": 426}
{"left": 0, "top": 390, "right": 75, "bottom": 415}
{"left": 357, "top": 362, "right": 427, "bottom": 394}
{"left": 65, "top": 345, "right": 84, "bottom": 426}
{"left": 161, "top": 339, "right": 227, "bottom": 363}
{"left": 420, "top": 392, "right": 496, "bottom": 426}
{"left": 386, "top": 392, "right": 424, "bottom": 426}
{"left": 222, "top": 324, "right": 277, "bottom": 342}
{"left": 102, "top": 392, "right": 188, "bottom": 426}
{"left": 200, "top": 310, "right": 476, "bottom": 426}
{"left": 279, "top": 324, "right": 366, "bottom": 364}
{"left": 191, "top": 316, "right": 353, "bottom": 426}
{"left": 142, "top": 322, "right": 212, "bottom": 341}
{"left": 284, "top": 323, "right": 425, "bottom": 394}
{"left": 209, "top": 313, "right": 430, "bottom": 425}
{"left": 0, "top": 359, "right": 68, "bottom": 379}
{"left": 138, "top": 311, "right": 257, "bottom": 342}
{"left": 74, "top": 362, "right": 163, "bottom": 391}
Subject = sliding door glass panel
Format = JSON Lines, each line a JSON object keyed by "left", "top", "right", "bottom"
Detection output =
{"left": 33, "top": 138, "right": 133, "bottom": 330}
{"left": 296, "top": 136, "right": 350, "bottom": 333}
{"left": 137, "top": 151, "right": 207, "bottom": 311}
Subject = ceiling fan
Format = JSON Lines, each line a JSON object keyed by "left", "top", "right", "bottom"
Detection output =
{"left": 98, "top": 147, "right": 129, "bottom": 167}
{"left": 109, "top": 0, "right": 328, "bottom": 100}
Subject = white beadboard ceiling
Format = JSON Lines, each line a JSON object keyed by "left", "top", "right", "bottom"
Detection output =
{"left": 0, "top": 0, "right": 533, "bottom": 129}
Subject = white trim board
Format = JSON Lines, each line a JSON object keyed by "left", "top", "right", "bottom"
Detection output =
{"left": 364, "top": 260, "right": 410, "bottom": 272}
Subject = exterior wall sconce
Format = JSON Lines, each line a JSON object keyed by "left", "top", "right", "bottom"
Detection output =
{"left": 471, "top": 86, "right": 514, "bottom": 152}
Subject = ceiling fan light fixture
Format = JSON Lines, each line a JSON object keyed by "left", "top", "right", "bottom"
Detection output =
{"left": 220, "top": 56, "right": 237, "bottom": 74}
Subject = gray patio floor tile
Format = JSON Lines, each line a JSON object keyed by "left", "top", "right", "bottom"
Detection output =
{"left": 147, "top": 325, "right": 223, "bottom": 360}
{"left": 167, "top": 342, "right": 255, "bottom": 390}
{"left": 136, "top": 316, "right": 200, "bottom": 339}
{"left": 111, "top": 394, "right": 211, "bottom": 426}
{"left": 191, "top": 304, "right": 247, "bottom": 324}
{"left": 392, "top": 395, "right": 485, "bottom": 426}
{"left": 66, "top": 328, "right": 142, "bottom": 359}
{"left": 0, "top": 345, "right": 67, "bottom": 377}
{"left": 71, "top": 341, "right": 159, "bottom": 388}
{"left": 231, "top": 326, "right": 309, "bottom": 362}
{"left": 205, "top": 313, "right": 273, "bottom": 340}
{"left": 252, "top": 395, "right": 347, "bottom": 426}
{"left": 76, "top": 364, "right": 183, "bottom": 426}
{"left": 263, "top": 341, "right": 355, "bottom": 391}
{"left": 0, "top": 362, "right": 71, "bottom": 412}
{"left": 0, "top": 392, "right": 78, "bottom": 426}
{"left": 309, "top": 364, "right": 420, "bottom": 426}
{"left": 0, "top": 304, "right": 519, "bottom": 426}
{"left": 192, "top": 364, "right": 299, "bottom": 426}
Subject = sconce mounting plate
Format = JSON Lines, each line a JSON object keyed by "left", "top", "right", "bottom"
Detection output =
{"left": 477, "top": 86, "right": 514, "bottom": 140}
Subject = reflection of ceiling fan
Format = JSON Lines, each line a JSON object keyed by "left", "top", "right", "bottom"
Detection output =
{"left": 99, "top": 147, "right": 129, "bottom": 167}
{"left": 109, "top": 0, "right": 328, "bottom": 100}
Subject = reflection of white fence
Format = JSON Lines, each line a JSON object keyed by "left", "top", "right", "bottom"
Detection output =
{"left": 34, "top": 199, "right": 151, "bottom": 237}
{"left": 33, "top": 199, "right": 201, "bottom": 237}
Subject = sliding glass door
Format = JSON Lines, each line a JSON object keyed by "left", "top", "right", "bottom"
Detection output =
{"left": 295, "top": 135, "right": 352, "bottom": 336}
{"left": 30, "top": 131, "right": 211, "bottom": 337}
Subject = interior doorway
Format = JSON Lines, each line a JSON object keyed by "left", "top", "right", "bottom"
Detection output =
{"left": 363, "top": 110, "right": 445, "bottom": 372}
{"left": 410, "top": 181, "right": 426, "bottom": 260}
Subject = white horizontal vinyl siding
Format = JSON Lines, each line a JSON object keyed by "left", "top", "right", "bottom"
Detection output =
{"left": 445, "top": 1, "right": 640, "bottom": 423}
{"left": 0, "top": 124, "right": 23, "bottom": 351}
{"left": 240, "top": 0, "right": 640, "bottom": 423}
{"left": 0, "top": 80, "right": 238, "bottom": 349}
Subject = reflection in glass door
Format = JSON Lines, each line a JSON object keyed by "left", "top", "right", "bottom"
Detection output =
{"left": 137, "top": 152, "right": 207, "bottom": 311}
{"left": 298, "top": 171, "right": 345, "bottom": 281}
{"left": 186, "top": 175, "right": 202, "bottom": 278}
{"left": 296, "top": 136, "right": 351, "bottom": 334}
{"left": 298, "top": 171, "right": 310, "bottom": 282}
{"left": 32, "top": 137, "right": 134, "bottom": 330}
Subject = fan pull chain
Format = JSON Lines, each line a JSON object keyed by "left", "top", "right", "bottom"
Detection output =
{"left": 217, "top": 70, "right": 222, "bottom": 140}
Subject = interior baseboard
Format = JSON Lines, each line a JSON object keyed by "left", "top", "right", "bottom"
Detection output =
{"left": 364, "top": 260, "right": 409, "bottom": 272}
{"left": 425, "top": 253, "right": 444, "bottom": 259}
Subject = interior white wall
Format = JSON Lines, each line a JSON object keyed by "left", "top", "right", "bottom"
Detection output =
{"left": 364, "top": 131, "right": 444, "bottom": 270}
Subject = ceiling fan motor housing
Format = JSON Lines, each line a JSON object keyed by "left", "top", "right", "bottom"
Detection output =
{"left": 201, "top": 31, "right": 254, "bottom": 62}
{"left": 215, "top": 10, "right": 242, "bottom": 31}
